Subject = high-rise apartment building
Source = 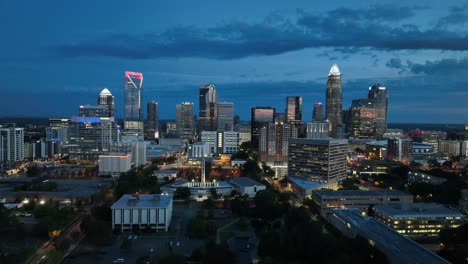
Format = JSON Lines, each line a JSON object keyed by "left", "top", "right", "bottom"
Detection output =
{"left": 251, "top": 107, "right": 275, "bottom": 146}
{"left": 98, "top": 88, "right": 115, "bottom": 118}
{"left": 313, "top": 102, "right": 325, "bottom": 122}
{"left": 288, "top": 138, "right": 347, "bottom": 183}
{"left": 286, "top": 96, "right": 302, "bottom": 128}
{"left": 387, "top": 137, "right": 412, "bottom": 161}
{"left": 326, "top": 64, "right": 343, "bottom": 138}
{"left": 350, "top": 99, "right": 376, "bottom": 139}
{"left": 124, "top": 71, "right": 143, "bottom": 131}
{"left": 199, "top": 84, "right": 218, "bottom": 131}
{"left": 0, "top": 126, "right": 24, "bottom": 163}
{"left": 368, "top": 85, "right": 388, "bottom": 139}
{"left": 217, "top": 102, "right": 234, "bottom": 132}
{"left": 259, "top": 122, "right": 297, "bottom": 163}
{"left": 176, "top": 102, "right": 195, "bottom": 140}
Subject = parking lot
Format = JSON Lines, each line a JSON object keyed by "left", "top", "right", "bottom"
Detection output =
{"left": 65, "top": 234, "right": 205, "bottom": 264}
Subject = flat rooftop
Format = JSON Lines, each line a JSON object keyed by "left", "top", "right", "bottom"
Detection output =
{"left": 288, "top": 176, "right": 325, "bottom": 190}
{"left": 230, "top": 177, "right": 264, "bottom": 187}
{"left": 111, "top": 194, "right": 173, "bottom": 209}
{"left": 314, "top": 189, "right": 413, "bottom": 197}
{"left": 333, "top": 209, "right": 450, "bottom": 264}
{"left": 374, "top": 203, "right": 465, "bottom": 219}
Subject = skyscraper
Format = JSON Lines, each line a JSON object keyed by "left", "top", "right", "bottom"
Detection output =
{"left": 217, "top": 102, "right": 234, "bottom": 132}
{"left": 286, "top": 96, "right": 302, "bottom": 127}
{"left": 199, "top": 84, "right": 218, "bottom": 131}
{"left": 251, "top": 107, "right": 275, "bottom": 146}
{"left": 98, "top": 88, "right": 115, "bottom": 117}
{"left": 124, "top": 71, "right": 143, "bottom": 131}
{"left": 313, "top": 102, "right": 325, "bottom": 122}
{"left": 176, "top": 102, "right": 195, "bottom": 140}
{"left": 326, "top": 64, "right": 343, "bottom": 138}
{"left": 350, "top": 99, "right": 376, "bottom": 139}
{"left": 147, "top": 101, "right": 159, "bottom": 130}
{"left": 147, "top": 101, "right": 159, "bottom": 139}
{"left": 368, "top": 84, "right": 388, "bottom": 139}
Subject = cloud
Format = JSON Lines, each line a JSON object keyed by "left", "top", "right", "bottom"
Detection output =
{"left": 436, "top": 4, "right": 468, "bottom": 28}
{"left": 52, "top": 5, "right": 468, "bottom": 60}
{"left": 386, "top": 57, "right": 468, "bottom": 76}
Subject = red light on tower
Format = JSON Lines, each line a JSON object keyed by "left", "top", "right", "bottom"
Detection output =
{"left": 125, "top": 71, "right": 143, "bottom": 80}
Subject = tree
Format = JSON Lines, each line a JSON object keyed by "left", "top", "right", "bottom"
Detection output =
{"left": 26, "top": 165, "right": 41, "bottom": 177}
{"left": 174, "top": 187, "right": 191, "bottom": 199}
{"left": 254, "top": 190, "right": 282, "bottom": 221}
{"left": 243, "top": 160, "right": 261, "bottom": 179}
{"left": 159, "top": 254, "right": 186, "bottom": 264}
{"left": 203, "top": 242, "right": 237, "bottom": 264}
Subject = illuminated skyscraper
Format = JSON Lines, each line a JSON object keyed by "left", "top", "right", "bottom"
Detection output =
{"left": 350, "top": 99, "right": 376, "bottom": 139}
{"left": 326, "top": 64, "right": 343, "bottom": 138}
{"left": 313, "top": 102, "right": 325, "bottom": 122}
{"left": 199, "top": 84, "right": 218, "bottom": 131}
{"left": 368, "top": 84, "right": 388, "bottom": 139}
{"left": 98, "top": 88, "right": 115, "bottom": 117}
{"left": 286, "top": 96, "right": 302, "bottom": 128}
{"left": 124, "top": 71, "right": 143, "bottom": 131}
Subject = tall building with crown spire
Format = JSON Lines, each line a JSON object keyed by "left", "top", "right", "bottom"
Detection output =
{"left": 98, "top": 88, "right": 115, "bottom": 118}
{"left": 326, "top": 64, "right": 343, "bottom": 138}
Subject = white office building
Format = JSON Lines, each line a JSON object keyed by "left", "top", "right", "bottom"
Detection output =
{"left": 111, "top": 194, "right": 173, "bottom": 232}
{"left": 99, "top": 154, "right": 132, "bottom": 177}
{"left": 230, "top": 177, "right": 266, "bottom": 198}
{"left": 189, "top": 142, "right": 211, "bottom": 158}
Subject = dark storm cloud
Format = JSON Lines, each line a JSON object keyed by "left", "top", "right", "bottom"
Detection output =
{"left": 436, "top": 4, "right": 468, "bottom": 28}
{"left": 53, "top": 5, "right": 468, "bottom": 60}
{"left": 386, "top": 57, "right": 468, "bottom": 76}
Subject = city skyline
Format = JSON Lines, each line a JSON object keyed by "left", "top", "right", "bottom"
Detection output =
{"left": 2, "top": 1, "right": 468, "bottom": 123}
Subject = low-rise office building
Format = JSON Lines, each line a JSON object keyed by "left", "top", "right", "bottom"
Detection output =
{"left": 312, "top": 189, "right": 414, "bottom": 217}
{"left": 329, "top": 209, "right": 450, "bottom": 264}
{"left": 408, "top": 171, "right": 447, "bottom": 186}
{"left": 99, "top": 154, "right": 132, "bottom": 177}
{"left": 374, "top": 203, "right": 465, "bottom": 239}
{"left": 230, "top": 177, "right": 266, "bottom": 198}
{"left": 111, "top": 194, "right": 173, "bottom": 232}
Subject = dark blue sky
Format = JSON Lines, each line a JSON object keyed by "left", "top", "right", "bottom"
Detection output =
{"left": 1, "top": 0, "right": 468, "bottom": 123}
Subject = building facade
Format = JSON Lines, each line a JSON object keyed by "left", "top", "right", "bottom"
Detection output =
{"left": 68, "top": 116, "right": 118, "bottom": 161}
{"left": 312, "top": 189, "right": 414, "bottom": 217}
{"left": 374, "top": 203, "right": 465, "bottom": 239}
{"left": 217, "top": 102, "right": 234, "bottom": 132}
{"left": 368, "top": 85, "right": 388, "bottom": 139}
{"left": 325, "top": 64, "right": 343, "bottom": 138}
{"left": 97, "top": 88, "right": 115, "bottom": 118}
{"left": 99, "top": 154, "right": 132, "bottom": 177}
{"left": 251, "top": 107, "right": 275, "bottom": 146}
{"left": 285, "top": 96, "right": 302, "bottom": 129}
{"left": 111, "top": 194, "right": 173, "bottom": 232}
{"left": 0, "top": 126, "right": 24, "bottom": 163}
{"left": 387, "top": 137, "right": 412, "bottom": 161}
{"left": 199, "top": 84, "right": 218, "bottom": 132}
{"left": 175, "top": 102, "right": 195, "bottom": 140}
{"left": 124, "top": 71, "right": 144, "bottom": 131}
{"left": 288, "top": 138, "right": 347, "bottom": 183}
